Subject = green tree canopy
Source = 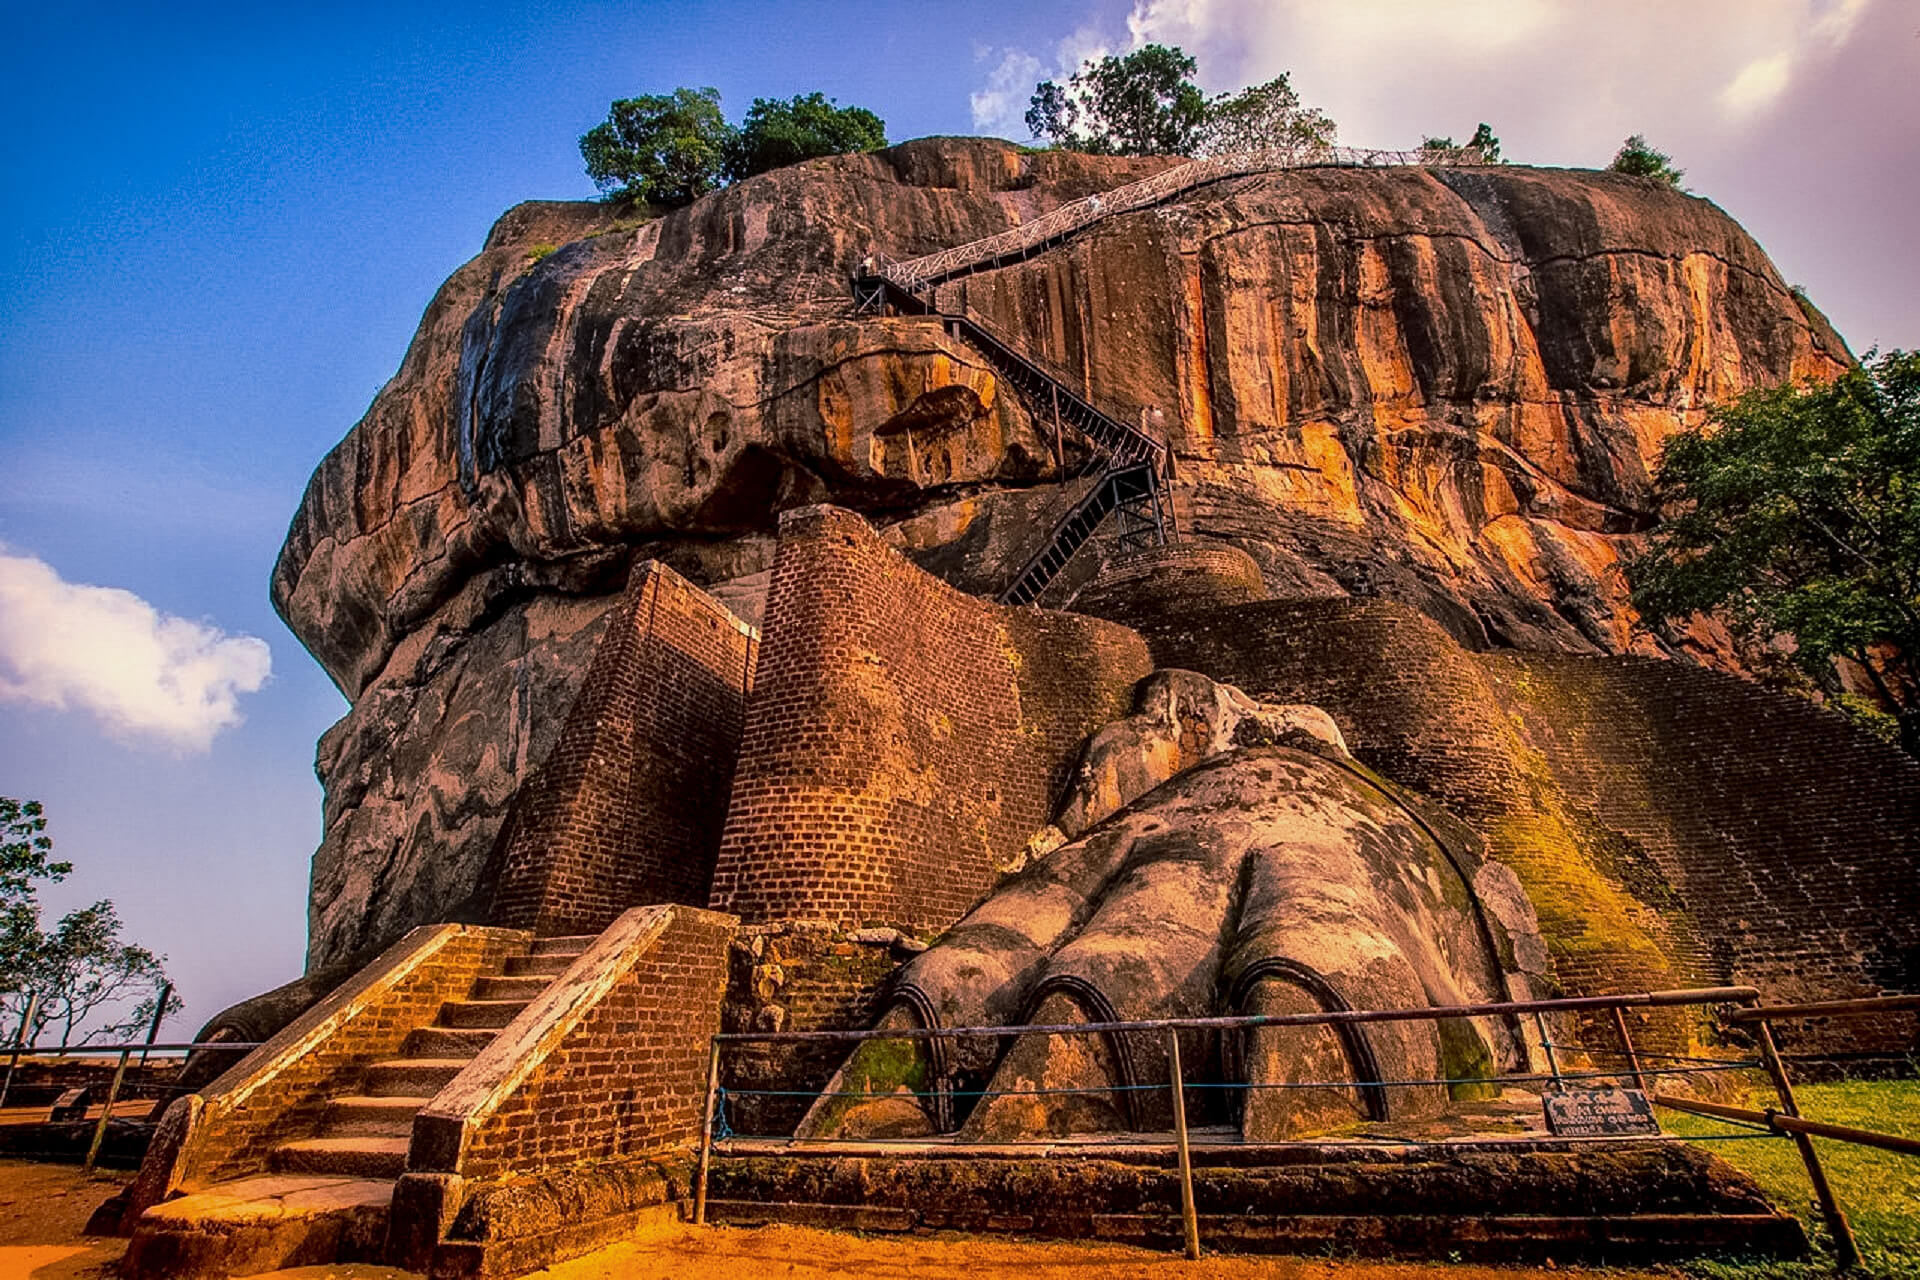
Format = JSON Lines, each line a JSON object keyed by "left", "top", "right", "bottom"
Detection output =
{"left": 1627, "top": 351, "right": 1920, "bottom": 755}
{"left": 580, "top": 87, "right": 734, "bottom": 206}
{"left": 1199, "top": 74, "right": 1336, "bottom": 155}
{"left": 1025, "top": 44, "right": 1211, "bottom": 156}
{"left": 1, "top": 797, "right": 180, "bottom": 1046}
{"left": 1609, "top": 133, "right": 1684, "bottom": 186}
{"left": 1422, "top": 122, "right": 1502, "bottom": 162}
{"left": 723, "top": 93, "right": 886, "bottom": 182}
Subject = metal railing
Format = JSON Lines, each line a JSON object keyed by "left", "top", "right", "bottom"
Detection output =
{"left": 2, "top": 991, "right": 262, "bottom": 1171}
{"left": 693, "top": 986, "right": 1919, "bottom": 1265}
{"left": 872, "top": 143, "right": 1489, "bottom": 296}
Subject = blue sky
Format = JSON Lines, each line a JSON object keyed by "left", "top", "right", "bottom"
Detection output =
{"left": 2, "top": 0, "right": 1914, "bottom": 1037}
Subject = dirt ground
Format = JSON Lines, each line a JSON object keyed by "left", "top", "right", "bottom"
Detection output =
{"left": 0, "top": 1157, "right": 1686, "bottom": 1280}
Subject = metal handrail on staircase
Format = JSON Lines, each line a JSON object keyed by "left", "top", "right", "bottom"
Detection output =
{"left": 852, "top": 274, "right": 1174, "bottom": 603}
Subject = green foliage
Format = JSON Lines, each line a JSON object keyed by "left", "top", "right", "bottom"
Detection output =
{"left": 1025, "top": 44, "right": 1211, "bottom": 156}
{"left": 1, "top": 796, "right": 69, "bottom": 994}
{"left": 1423, "top": 122, "right": 1502, "bottom": 162}
{"left": 723, "top": 92, "right": 886, "bottom": 182}
{"left": 1626, "top": 351, "right": 1920, "bottom": 756}
{"left": 525, "top": 242, "right": 558, "bottom": 264}
{"left": 579, "top": 87, "right": 733, "bottom": 206}
{"left": 1199, "top": 73, "right": 1336, "bottom": 155}
{"left": 1610, "top": 132, "right": 1685, "bottom": 186}
{"left": 0, "top": 798, "right": 179, "bottom": 1047}
{"left": 1666, "top": 1079, "right": 1920, "bottom": 1275}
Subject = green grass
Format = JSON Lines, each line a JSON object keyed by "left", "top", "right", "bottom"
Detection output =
{"left": 1662, "top": 1079, "right": 1920, "bottom": 1278}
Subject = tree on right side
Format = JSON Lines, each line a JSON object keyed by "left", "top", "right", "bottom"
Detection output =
{"left": 1626, "top": 351, "right": 1920, "bottom": 756}
{"left": 1609, "top": 133, "right": 1684, "bottom": 186}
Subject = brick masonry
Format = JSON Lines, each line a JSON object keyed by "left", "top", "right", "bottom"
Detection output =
{"left": 1134, "top": 597, "right": 1920, "bottom": 1055}
{"left": 430, "top": 907, "right": 735, "bottom": 1181}
{"left": 171, "top": 926, "right": 527, "bottom": 1192}
{"left": 707, "top": 504, "right": 1152, "bottom": 932}
{"left": 490, "top": 561, "right": 758, "bottom": 937}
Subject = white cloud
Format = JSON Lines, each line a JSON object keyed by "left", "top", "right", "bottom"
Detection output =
{"left": 972, "top": 48, "right": 1046, "bottom": 135}
{"left": 1721, "top": 52, "right": 1794, "bottom": 116}
{"left": 0, "top": 547, "right": 271, "bottom": 753}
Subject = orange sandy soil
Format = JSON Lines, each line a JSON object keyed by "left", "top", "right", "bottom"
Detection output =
{"left": 0, "top": 1158, "right": 1680, "bottom": 1280}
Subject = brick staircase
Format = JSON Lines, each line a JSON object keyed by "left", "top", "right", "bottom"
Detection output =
{"left": 128, "top": 933, "right": 595, "bottom": 1277}
{"left": 266, "top": 934, "right": 592, "bottom": 1181}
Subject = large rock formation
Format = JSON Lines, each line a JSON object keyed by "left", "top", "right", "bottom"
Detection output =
{"left": 276, "top": 137, "right": 1848, "bottom": 970}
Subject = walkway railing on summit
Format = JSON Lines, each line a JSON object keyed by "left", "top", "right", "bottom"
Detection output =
{"left": 872, "top": 143, "right": 1490, "bottom": 295}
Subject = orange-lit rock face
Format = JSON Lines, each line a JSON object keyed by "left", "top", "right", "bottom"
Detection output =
{"left": 273, "top": 138, "right": 1847, "bottom": 971}
{"left": 274, "top": 138, "right": 1844, "bottom": 699}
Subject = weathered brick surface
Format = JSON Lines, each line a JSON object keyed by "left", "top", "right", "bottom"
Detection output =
{"left": 1135, "top": 597, "right": 1919, "bottom": 1055}
{"left": 490, "top": 561, "right": 758, "bottom": 937}
{"left": 180, "top": 927, "right": 525, "bottom": 1189}
{"left": 447, "top": 909, "right": 734, "bottom": 1180}
{"left": 709, "top": 505, "right": 1152, "bottom": 931}
{"left": 718, "top": 922, "right": 906, "bottom": 1136}
{"left": 1488, "top": 652, "right": 1920, "bottom": 1053}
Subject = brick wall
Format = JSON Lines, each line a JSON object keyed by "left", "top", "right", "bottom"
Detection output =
{"left": 1488, "top": 653, "right": 1920, "bottom": 1053}
{"left": 490, "top": 561, "right": 758, "bottom": 937}
{"left": 708, "top": 505, "right": 1152, "bottom": 932}
{"left": 165, "top": 925, "right": 526, "bottom": 1192}
{"left": 413, "top": 906, "right": 735, "bottom": 1181}
{"left": 718, "top": 923, "right": 907, "bottom": 1137}
{"left": 1135, "top": 597, "right": 1920, "bottom": 1055}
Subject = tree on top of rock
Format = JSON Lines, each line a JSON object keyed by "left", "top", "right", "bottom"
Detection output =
{"left": 1422, "top": 123, "right": 1502, "bottom": 163}
{"left": 581, "top": 88, "right": 734, "bottom": 206}
{"left": 1609, "top": 133, "right": 1684, "bottom": 187}
{"left": 723, "top": 93, "right": 887, "bottom": 183}
{"left": 1026, "top": 44, "right": 1211, "bottom": 156}
{"left": 581, "top": 88, "right": 889, "bottom": 207}
{"left": 1199, "top": 74, "right": 1337, "bottom": 155}
{"left": 1026, "top": 45, "right": 1337, "bottom": 158}
{"left": 1627, "top": 350, "right": 1920, "bottom": 756}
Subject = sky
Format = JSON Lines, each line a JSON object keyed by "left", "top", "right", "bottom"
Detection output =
{"left": 1, "top": 0, "right": 1914, "bottom": 1040}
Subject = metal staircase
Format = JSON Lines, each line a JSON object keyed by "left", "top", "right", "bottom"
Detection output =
{"left": 852, "top": 272, "right": 1173, "bottom": 604}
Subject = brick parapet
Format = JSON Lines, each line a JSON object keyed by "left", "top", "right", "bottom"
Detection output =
{"left": 134, "top": 924, "right": 527, "bottom": 1204}
{"left": 409, "top": 905, "right": 736, "bottom": 1183}
{"left": 708, "top": 504, "right": 1152, "bottom": 932}
{"left": 490, "top": 561, "right": 758, "bottom": 937}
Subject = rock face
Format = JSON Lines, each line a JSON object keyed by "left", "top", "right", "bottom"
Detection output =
{"left": 276, "top": 137, "right": 1846, "bottom": 970}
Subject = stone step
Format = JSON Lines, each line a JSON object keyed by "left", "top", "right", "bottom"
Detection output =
{"left": 472, "top": 974, "right": 554, "bottom": 1002}
{"left": 320, "top": 1095, "right": 432, "bottom": 1139}
{"left": 438, "top": 998, "right": 529, "bottom": 1029}
{"left": 503, "top": 952, "right": 576, "bottom": 977}
{"left": 124, "top": 1175, "right": 393, "bottom": 1280}
{"left": 529, "top": 934, "right": 596, "bottom": 957}
{"left": 363, "top": 1057, "right": 469, "bottom": 1097}
{"left": 404, "top": 1025, "right": 497, "bottom": 1057}
{"left": 272, "top": 1136, "right": 410, "bottom": 1180}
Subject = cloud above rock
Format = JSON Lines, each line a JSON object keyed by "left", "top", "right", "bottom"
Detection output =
{"left": 0, "top": 547, "right": 271, "bottom": 752}
{"left": 968, "top": 0, "right": 1916, "bottom": 349}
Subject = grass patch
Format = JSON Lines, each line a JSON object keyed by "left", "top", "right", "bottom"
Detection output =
{"left": 1663, "top": 1079, "right": 1920, "bottom": 1278}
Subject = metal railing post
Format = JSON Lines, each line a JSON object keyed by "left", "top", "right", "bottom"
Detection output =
{"left": 1165, "top": 1027, "right": 1200, "bottom": 1260}
{"left": 1609, "top": 1004, "right": 1647, "bottom": 1092}
{"left": 1533, "top": 1011, "right": 1563, "bottom": 1090}
{"left": 0, "top": 993, "right": 39, "bottom": 1111}
{"left": 84, "top": 1047, "right": 132, "bottom": 1172}
{"left": 1754, "top": 1017, "right": 1860, "bottom": 1269}
{"left": 138, "top": 982, "right": 172, "bottom": 1071}
{"left": 693, "top": 1037, "right": 722, "bottom": 1226}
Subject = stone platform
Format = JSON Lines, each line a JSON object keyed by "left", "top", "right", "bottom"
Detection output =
{"left": 707, "top": 1134, "right": 1808, "bottom": 1263}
